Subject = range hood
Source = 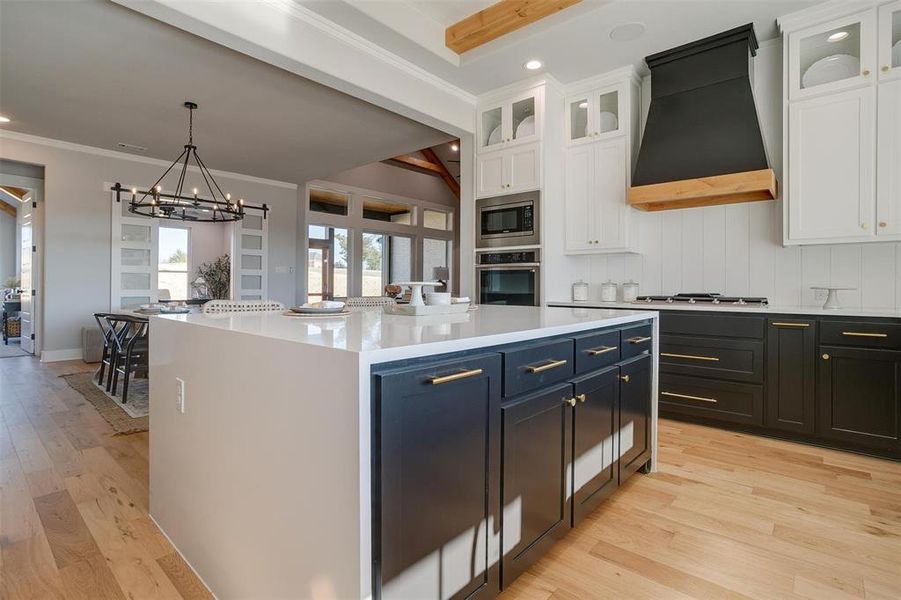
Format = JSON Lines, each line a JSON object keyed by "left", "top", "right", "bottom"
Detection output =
{"left": 629, "top": 24, "right": 777, "bottom": 211}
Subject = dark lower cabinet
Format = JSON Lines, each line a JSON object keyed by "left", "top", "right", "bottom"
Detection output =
{"left": 374, "top": 354, "right": 502, "bottom": 600}
{"left": 571, "top": 366, "right": 619, "bottom": 525}
{"left": 766, "top": 319, "right": 816, "bottom": 434}
{"left": 618, "top": 354, "right": 653, "bottom": 483}
{"left": 500, "top": 382, "right": 573, "bottom": 588}
{"left": 818, "top": 346, "right": 901, "bottom": 452}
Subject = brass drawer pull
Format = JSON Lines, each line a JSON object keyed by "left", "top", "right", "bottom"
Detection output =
{"left": 576, "top": 393, "right": 587, "bottom": 403}
{"left": 842, "top": 331, "right": 888, "bottom": 338}
{"left": 526, "top": 358, "right": 568, "bottom": 374}
{"left": 627, "top": 336, "right": 652, "bottom": 344}
{"left": 661, "top": 391, "right": 717, "bottom": 404}
{"left": 430, "top": 368, "right": 483, "bottom": 385}
{"left": 564, "top": 397, "right": 577, "bottom": 407}
{"left": 772, "top": 322, "right": 810, "bottom": 328}
{"left": 660, "top": 352, "right": 719, "bottom": 362}
{"left": 586, "top": 345, "right": 617, "bottom": 356}
{"left": 620, "top": 375, "right": 630, "bottom": 383}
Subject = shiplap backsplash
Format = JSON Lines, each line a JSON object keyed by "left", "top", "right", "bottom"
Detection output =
{"left": 553, "top": 39, "right": 898, "bottom": 310}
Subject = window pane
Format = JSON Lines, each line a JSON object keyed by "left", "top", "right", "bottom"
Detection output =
{"left": 424, "top": 209, "right": 450, "bottom": 230}
{"left": 362, "top": 232, "right": 411, "bottom": 297}
{"left": 242, "top": 254, "right": 262, "bottom": 270}
{"left": 242, "top": 234, "right": 262, "bottom": 250}
{"left": 243, "top": 214, "right": 263, "bottom": 231}
{"left": 309, "top": 188, "right": 349, "bottom": 216}
{"left": 241, "top": 275, "right": 262, "bottom": 290}
{"left": 423, "top": 239, "right": 450, "bottom": 289}
{"left": 799, "top": 22, "right": 861, "bottom": 89}
{"left": 121, "top": 224, "right": 150, "bottom": 243}
{"left": 158, "top": 227, "right": 190, "bottom": 300}
{"left": 121, "top": 296, "right": 150, "bottom": 308}
{"left": 121, "top": 248, "right": 150, "bottom": 267}
{"left": 307, "top": 225, "right": 348, "bottom": 300}
{"left": 362, "top": 196, "right": 413, "bottom": 224}
{"left": 122, "top": 273, "right": 151, "bottom": 290}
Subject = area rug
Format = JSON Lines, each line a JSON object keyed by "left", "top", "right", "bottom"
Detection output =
{"left": 0, "top": 343, "right": 28, "bottom": 358}
{"left": 60, "top": 371, "right": 149, "bottom": 435}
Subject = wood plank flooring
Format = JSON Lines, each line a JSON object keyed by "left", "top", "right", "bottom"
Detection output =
{"left": 2, "top": 355, "right": 899, "bottom": 599}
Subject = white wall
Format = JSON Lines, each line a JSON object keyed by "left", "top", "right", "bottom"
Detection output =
{"left": 0, "top": 133, "right": 298, "bottom": 355}
{"left": 0, "top": 207, "right": 15, "bottom": 284}
{"left": 553, "top": 40, "right": 900, "bottom": 310}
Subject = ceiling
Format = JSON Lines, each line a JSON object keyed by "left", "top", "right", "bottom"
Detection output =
{"left": 302, "top": 0, "right": 823, "bottom": 94}
{"left": 0, "top": 0, "right": 454, "bottom": 185}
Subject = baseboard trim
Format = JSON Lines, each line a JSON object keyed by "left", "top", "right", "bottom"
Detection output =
{"left": 148, "top": 513, "right": 218, "bottom": 599}
{"left": 41, "top": 348, "right": 83, "bottom": 362}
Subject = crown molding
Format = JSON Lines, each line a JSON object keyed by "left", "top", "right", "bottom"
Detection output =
{"left": 265, "top": 0, "right": 475, "bottom": 106}
{"left": 564, "top": 65, "right": 642, "bottom": 96}
{"left": 777, "top": 0, "right": 878, "bottom": 34}
{"left": 0, "top": 130, "right": 298, "bottom": 190}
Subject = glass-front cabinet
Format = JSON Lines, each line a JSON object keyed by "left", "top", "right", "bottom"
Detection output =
{"left": 879, "top": 1, "right": 901, "bottom": 80}
{"left": 788, "top": 10, "right": 876, "bottom": 100}
{"left": 565, "top": 83, "right": 623, "bottom": 145}
{"left": 477, "top": 88, "right": 541, "bottom": 152}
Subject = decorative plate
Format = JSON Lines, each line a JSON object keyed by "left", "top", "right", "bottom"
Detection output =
{"left": 802, "top": 54, "right": 859, "bottom": 88}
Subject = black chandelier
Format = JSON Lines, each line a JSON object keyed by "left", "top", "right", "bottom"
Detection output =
{"left": 111, "top": 102, "right": 268, "bottom": 223}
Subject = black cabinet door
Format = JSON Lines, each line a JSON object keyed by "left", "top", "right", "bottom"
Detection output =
{"left": 501, "top": 382, "right": 573, "bottom": 588}
{"left": 571, "top": 366, "right": 619, "bottom": 525}
{"left": 767, "top": 319, "right": 817, "bottom": 433}
{"left": 374, "top": 353, "right": 502, "bottom": 600}
{"left": 619, "top": 354, "right": 652, "bottom": 483}
{"left": 818, "top": 346, "right": 901, "bottom": 452}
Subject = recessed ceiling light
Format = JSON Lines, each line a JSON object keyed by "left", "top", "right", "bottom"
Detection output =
{"left": 450, "top": 143, "right": 459, "bottom": 152}
{"left": 827, "top": 31, "right": 849, "bottom": 42}
{"left": 0, "top": 115, "right": 10, "bottom": 123}
{"left": 524, "top": 59, "right": 542, "bottom": 71}
{"left": 579, "top": 101, "right": 588, "bottom": 109}
{"left": 609, "top": 22, "right": 646, "bottom": 42}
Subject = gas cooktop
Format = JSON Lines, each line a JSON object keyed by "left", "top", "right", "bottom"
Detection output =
{"left": 633, "top": 293, "right": 768, "bottom": 306}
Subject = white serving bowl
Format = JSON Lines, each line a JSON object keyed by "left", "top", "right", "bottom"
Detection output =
{"left": 425, "top": 292, "right": 452, "bottom": 306}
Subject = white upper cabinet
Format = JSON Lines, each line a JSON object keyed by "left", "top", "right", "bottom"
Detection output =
{"left": 477, "top": 88, "right": 542, "bottom": 153}
{"left": 564, "top": 144, "right": 594, "bottom": 252}
{"left": 565, "top": 83, "right": 625, "bottom": 145}
{"left": 788, "top": 10, "right": 877, "bottom": 101}
{"left": 877, "top": 77, "right": 901, "bottom": 235}
{"left": 878, "top": 1, "right": 901, "bottom": 80}
{"left": 476, "top": 142, "right": 542, "bottom": 198}
{"left": 788, "top": 87, "right": 876, "bottom": 241}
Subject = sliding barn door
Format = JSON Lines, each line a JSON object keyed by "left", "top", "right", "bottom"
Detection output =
{"left": 230, "top": 213, "right": 268, "bottom": 300}
{"left": 110, "top": 191, "right": 159, "bottom": 310}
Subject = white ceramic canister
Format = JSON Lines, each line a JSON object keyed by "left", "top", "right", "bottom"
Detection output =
{"left": 600, "top": 280, "right": 618, "bottom": 302}
{"left": 572, "top": 280, "right": 589, "bottom": 302}
{"left": 622, "top": 280, "right": 640, "bottom": 302}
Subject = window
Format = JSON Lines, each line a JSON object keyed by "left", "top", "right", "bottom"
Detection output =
{"left": 423, "top": 238, "right": 451, "bottom": 290}
{"left": 362, "top": 196, "right": 414, "bottom": 224}
{"left": 424, "top": 209, "right": 451, "bottom": 230}
{"left": 308, "top": 225, "right": 348, "bottom": 300}
{"left": 362, "top": 232, "right": 412, "bottom": 296}
{"left": 309, "top": 187, "right": 349, "bottom": 216}
{"left": 158, "top": 226, "right": 190, "bottom": 301}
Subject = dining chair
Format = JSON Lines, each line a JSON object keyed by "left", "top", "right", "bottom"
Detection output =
{"left": 108, "top": 315, "right": 149, "bottom": 403}
{"left": 93, "top": 312, "right": 123, "bottom": 387}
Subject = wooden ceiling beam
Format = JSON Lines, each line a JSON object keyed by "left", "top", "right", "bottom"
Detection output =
{"left": 0, "top": 201, "right": 16, "bottom": 218}
{"left": 446, "top": 0, "right": 581, "bottom": 54}
{"left": 420, "top": 147, "right": 460, "bottom": 199}
{"left": 384, "top": 154, "right": 445, "bottom": 176}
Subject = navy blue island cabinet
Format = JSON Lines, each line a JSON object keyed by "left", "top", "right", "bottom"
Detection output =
{"left": 371, "top": 320, "right": 654, "bottom": 600}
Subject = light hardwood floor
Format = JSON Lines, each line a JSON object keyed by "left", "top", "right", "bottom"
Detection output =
{"left": 1, "top": 356, "right": 899, "bottom": 599}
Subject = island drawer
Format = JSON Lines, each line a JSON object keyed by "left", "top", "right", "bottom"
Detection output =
{"left": 502, "top": 338, "right": 575, "bottom": 397}
{"left": 661, "top": 312, "right": 765, "bottom": 339}
{"left": 572, "top": 329, "right": 620, "bottom": 374}
{"left": 658, "top": 374, "right": 763, "bottom": 426}
{"left": 620, "top": 323, "right": 653, "bottom": 360}
{"left": 660, "top": 335, "right": 764, "bottom": 383}
{"left": 820, "top": 320, "right": 901, "bottom": 350}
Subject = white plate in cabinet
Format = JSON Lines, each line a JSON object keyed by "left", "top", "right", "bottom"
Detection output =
{"left": 787, "top": 86, "right": 876, "bottom": 242}
{"left": 564, "top": 138, "right": 634, "bottom": 253}
{"left": 877, "top": 77, "right": 901, "bottom": 236}
{"left": 565, "top": 83, "right": 626, "bottom": 146}
{"left": 477, "top": 89, "right": 542, "bottom": 153}
{"left": 476, "top": 142, "right": 541, "bottom": 198}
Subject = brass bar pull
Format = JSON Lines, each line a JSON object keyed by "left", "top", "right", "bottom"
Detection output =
{"left": 527, "top": 359, "right": 568, "bottom": 374}
{"left": 620, "top": 375, "right": 630, "bottom": 383}
{"left": 628, "top": 336, "right": 652, "bottom": 344}
{"left": 772, "top": 322, "right": 810, "bottom": 328}
{"left": 576, "top": 393, "right": 587, "bottom": 403}
{"left": 660, "top": 352, "right": 720, "bottom": 362}
{"left": 842, "top": 331, "right": 888, "bottom": 338}
{"left": 661, "top": 391, "right": 717, "bottom": 404}
{"left": 429, "top": 368, "right": 483, "bottom": 385}
{"left": 564, "top": 397, "right": 577, "bottom": 407}
{"left": 587, "top": 346, "right": 617, "bottom": 356}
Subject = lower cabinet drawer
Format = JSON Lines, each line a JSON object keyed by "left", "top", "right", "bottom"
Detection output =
{"left": 573, "top": 329, "right": 620, "bottom": 374}
{"left": 659, "top": 374, "right": 764, "bottom": 426}
{"left": 820, "top": 320, "right": 901, "bottom": 350}
{"left": 620, "top": 323, "right": 653, "bottom": 360}
{"left": 660, "top": 335, "right": 763, "bottom": 383}
{"left": 502, "top": 338, "right": 575, "bottom": 397}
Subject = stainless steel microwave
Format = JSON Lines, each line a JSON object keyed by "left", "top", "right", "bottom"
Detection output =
{"left": 476, "top": 192, "right": 539, "bottom": 248}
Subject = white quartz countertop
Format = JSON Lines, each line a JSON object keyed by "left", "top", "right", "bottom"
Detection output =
{"left": 157, "top": 305, "right": 656, "bottom": 363}
{"left": 547, "top": 300, "right": 901, "bottom": 319}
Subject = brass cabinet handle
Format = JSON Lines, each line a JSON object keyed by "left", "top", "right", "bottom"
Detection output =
{"left": 660, "top": 352, "right": 719, "bottom": 362}
{"left": 862, "top": 68, "right": 871, "bottom": 76}
{"left": 576, "top": 393, "right": 587, "bottom": 403}
{"left": 842, "top": 331, "right": 888, "bottom": 338}
{"left": 526, "top": 358, "right": 568, "bottom": 374}
{"left": 627, "top": 336, "right": 651, "bottom": 344}
{"left": 883, "top": 65, "right": 890, "bottom": 73}
{"left": 620, "top": 375, "right": 630, "bottom": 383}
{"left": 879, "top": 221, "right": 888, "bottom": 228}
{"left": 661, "top": 391, "right": 717, "bottom": 404}
{"left": 772, "top": 322, "right": 810, "bottom": 328}
{"left": 430, "top": 368, "right": 483, "bottom": 385}
{"left": 586, "top": 345, "right": 617, "bottom": 356}
{"left": 564, "top": 397, "right": 577, "bottom": 407}
{"left": 822, "top": 353, "right": 830, "bottom": 360}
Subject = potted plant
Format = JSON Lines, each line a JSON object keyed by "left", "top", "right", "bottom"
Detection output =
{"left": 193, "top": 254, "right": 231, "bottom": 300}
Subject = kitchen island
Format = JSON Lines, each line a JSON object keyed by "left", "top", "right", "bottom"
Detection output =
{"left": 148, "top": 305, "right": 658, "bottom": 599}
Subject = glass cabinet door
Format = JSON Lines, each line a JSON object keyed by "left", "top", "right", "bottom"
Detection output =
{"left": 567, "top": 96, "right": 590, "bottom": 143}
{"left": 511, "top": 95, "right": 537, "bottom": 142}
{"left": 790, "top": 11, "right": 876, "bottom": 99}
{"left": 480, "top": 105, "right": 504, "bottom": 150}
{"left": 596, "top": 89, "right": 621, "bottom": 137}
{"left": 879, "top": 1, "right": 901, "bottom": 79}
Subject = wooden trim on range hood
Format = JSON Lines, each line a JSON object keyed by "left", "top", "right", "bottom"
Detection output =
{"left": 628, "top": 168, "right": 777, "bottom": 212}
